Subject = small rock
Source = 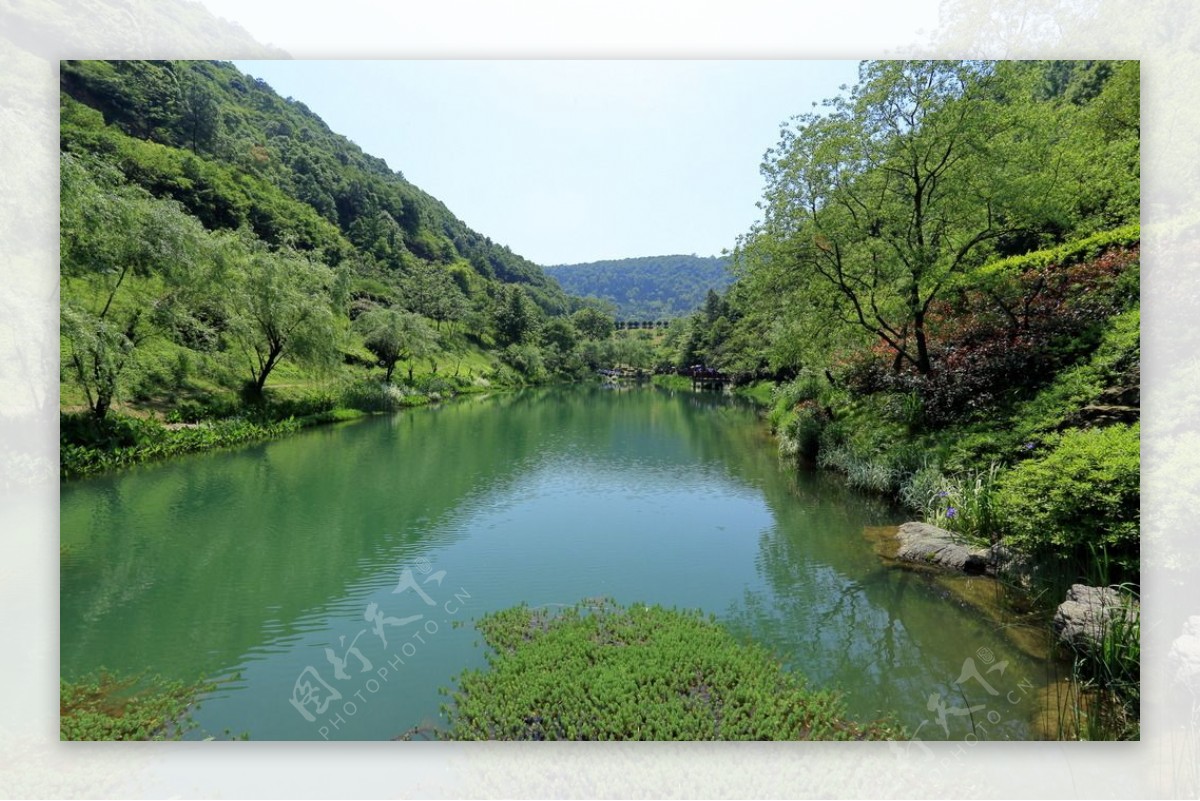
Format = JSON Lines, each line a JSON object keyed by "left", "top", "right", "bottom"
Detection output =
{"left": 987, "top": 542, "right": 1026, "bottom": 575}
{"left": 895, "top": 522, "right": 990, "bottom": 574}
{"left": 1052, "top": 584, "right": 1137, "bottom": 653}
{"left": 1076, "top": 403, "right": 1139, "bottom": 426}
{"left": 1097, "top": 384, "right": 1140, "bottom": 407}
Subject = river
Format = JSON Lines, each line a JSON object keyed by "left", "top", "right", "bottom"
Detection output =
{"left": 60, "top": 385, "right": 1059, "bottom": 740}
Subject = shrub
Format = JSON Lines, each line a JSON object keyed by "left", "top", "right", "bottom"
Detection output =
{"left": 995, "top": 423, "right": 1139, "bottom": 571}
{"left": 61, "top": 416, "right": 301, "bottom": 478}
{"left": 265, "top": 390, "right": 337, "bottom": 421}
{"left": 975, "top": 224, "right": 1139, "bottom": 280}
{"left": 414, "top": 375, "right": 454, "bottom": 396}
{"left": 501, "top": 343, "right": 547, "bottom": 382}
{"left": 898, "top": 461, "right": 945, "bottom": 514}
{"left": 778, "top": 402, "right": 824, "bottom": 460}
{"left": 165, "top": 399, "right": 213, "bottom": 424}
{"left": 60, "top": 411, "right": 155, "bottom": 450}
{"left": 1011, "top": 306, "right": 1140, "bottom": 439}
{"left": 817, "top": 444, "right": 901, "bottom": 494}
{"left": 923, "top": 462, "right": 1004, "bottom": 544}
{"left": 773, "top": 373, "right": 822, "bottom": 409}
{"left": 339, "top": 378, "right": 410, "bottom": 412}
{"left": 435, "top": 600, "right": 897, "bottom": 741}
{"left": 911, "top": 238, "right": 1140, "bottom": 424}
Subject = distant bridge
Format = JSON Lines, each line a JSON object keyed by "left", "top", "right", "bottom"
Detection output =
{"left": 614, "top": 320, "right": 671, "bottom": 331}
{"left": 672, "top": 366, "right": 732, "bottom": 389}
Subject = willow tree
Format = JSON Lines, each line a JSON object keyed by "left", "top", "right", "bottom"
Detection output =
{"left": 751, "top": 60, "right": 1060, "bottom": 375}
{"left": 223, "top": 239, "right": 340, "bottom": 399}
{"left": 354, "top": 307, "right": 436, "bottom": 383}
{"left": 60, "top": 153, "right": 215, "bottom": 421}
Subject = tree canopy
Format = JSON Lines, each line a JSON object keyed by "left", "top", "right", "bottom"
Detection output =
{"left": 722, "top": 60, "right": 1139, "bottom": 380}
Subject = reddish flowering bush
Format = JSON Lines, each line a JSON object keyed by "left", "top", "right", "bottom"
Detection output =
{"left": 838, "top": 245, "right": 1139, "bottom": 425}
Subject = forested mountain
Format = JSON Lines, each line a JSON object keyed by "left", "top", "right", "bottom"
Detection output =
{"left": 59, "top": 60, "right": 570, "bottom": 314}
{"left": 544, "top": 255, "right": 732, "bottom": 320}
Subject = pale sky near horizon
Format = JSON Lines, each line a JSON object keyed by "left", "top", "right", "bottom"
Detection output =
{"left": 230, "top": 60, "right": 862, "bottom": 265}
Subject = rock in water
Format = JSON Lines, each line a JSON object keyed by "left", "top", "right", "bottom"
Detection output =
{"left": 895, "top": 522, "right": 991, "bottom": 574}
{"left": 1052, "top": 584, "right": 1137, "bottom": 653}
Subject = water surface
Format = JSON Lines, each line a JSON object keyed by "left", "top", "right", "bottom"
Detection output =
{"left": 61, "top": 385, "right": 1055, "bottom": 740}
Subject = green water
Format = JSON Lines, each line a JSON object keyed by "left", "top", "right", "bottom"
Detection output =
{"left": 60, "top": 385, "right": 1056, "bottom": 740}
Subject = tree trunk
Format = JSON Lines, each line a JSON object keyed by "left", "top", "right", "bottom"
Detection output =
{"left": 913, "top": 310, "right": 932, "bottom": 375}
{"left": 250, "top": 343, "right": 284, "bottom": 401}
{"left": 910, "top": 275, "right": 932, "bottom": 375}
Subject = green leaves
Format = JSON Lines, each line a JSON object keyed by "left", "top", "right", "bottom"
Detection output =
{"left": 60, "top": 153, "right": 218, "bottom": 420}
{"left": 996, "top": 423, "right": 1140, "bottom": 571}
{"left": 491, "top": 284, "right": 541, "bottom": 347}
{"left": 354, "top": 307, "right": 437, "bottom": 383}
{"left": 222, "top": 238, "right": 340, "bottom": 395}
{"left": 60, "top": 413, "right": 302, "bottom": 478}
{"left": 439, "top": 600, "right": 898, "bottom": 741}
{"left": 60, "top": 671, "right": 214, "bottom": 741}
{"left": 731, "top": 60, "right": 1139, "bottom": 384}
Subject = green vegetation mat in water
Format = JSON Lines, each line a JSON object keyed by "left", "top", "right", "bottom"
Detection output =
{"left": 60, "top": 672, "right": 215, "bottom": 741}
{"left": 434, "top": 599, "right": 900, "bottom": 741}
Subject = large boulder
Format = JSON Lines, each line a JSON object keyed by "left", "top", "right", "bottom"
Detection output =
{"left": 1052, "top": 584, "right": 1138, "bottom": 653}
{"left": 895, "top": 522, "right": 990, "bottom": 574}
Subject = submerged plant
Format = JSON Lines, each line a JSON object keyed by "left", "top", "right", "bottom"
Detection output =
{"left": 60, "top": 671, "right": 216, "bottom": 741}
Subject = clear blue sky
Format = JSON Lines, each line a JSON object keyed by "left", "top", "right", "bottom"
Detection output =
{"left": 231, "top": 60, "right": 862, "bottom": 265}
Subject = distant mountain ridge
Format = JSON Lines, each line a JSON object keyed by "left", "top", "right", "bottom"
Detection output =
{"left": 544, "top": 255, "right": 733, "bottom": 320}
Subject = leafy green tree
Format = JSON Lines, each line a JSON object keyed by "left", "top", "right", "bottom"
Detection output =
{"left": 492, "top": 284, "right": 540, "bottom": 346}
{"left": 571, "top": 306, "right": 615, "bottom": 341}
{"left": 60, "top": 154, "right": 214, "bottom": 420}
{"left": 701, "top": 288, "right": 727, "bottom": 326}
{"left": 60, "top": 305, "right": 137, "bottom": 423}
{"left": 539, "top": 316, "right": 579, "bottom": 354}
{"left": 501, "top": 343, "right": 546, "bottom": 381}
{"left": 354, "top": 307, "right": 436, "bottom": 383}
{"left": 223, "top": 239, "right": 339, "bottom": 398}
{"left": 613, "top": 336, "right": 655, "bottom": 372}
{"left": 180, "top": 75, "right": 221, "bottom": 155}
{"left": 749, "top": 61, "right": 1061, "bottom": 375}
{"left": 406, "top": 264, "right": 470, "bottom": 330}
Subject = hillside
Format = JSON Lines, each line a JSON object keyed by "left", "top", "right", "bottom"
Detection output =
{"left": 543, "top": 255, "right": 732, "bottom": 320}
{"left": 59, "top": 59, "right": 623, "bottom": 476}
{"left": 59, "top": 59, "right": 571, "bottom": 315}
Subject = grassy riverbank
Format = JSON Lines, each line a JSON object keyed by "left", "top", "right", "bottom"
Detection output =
{"left": 58, "top": 329, "right": 530, "bottom": 479}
